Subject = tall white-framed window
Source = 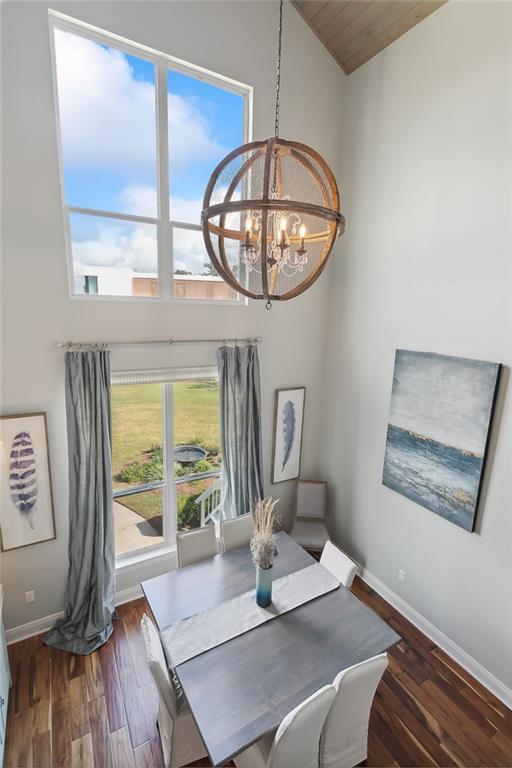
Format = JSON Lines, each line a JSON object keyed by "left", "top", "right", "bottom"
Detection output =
{"left": 49, "top": 11, "right": 251, "bottom": 303}
{"left": 111, "top": 366, "right": 222, "bottom": 563}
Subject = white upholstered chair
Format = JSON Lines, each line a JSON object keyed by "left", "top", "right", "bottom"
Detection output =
{"left": 320, "top": 541, "right": 358, "bottom": 589}
{"left": 176, "top": 524, "right": 218, "bottom": 568}
{"left": 234, "top": 684, "right": 336, "bottom": 768}
{"left": 220, "top": 513, "right": 253, "bottom": 551}
{"left": 291, "top": 480, "right": 330, "bottom": 551}
{"left": 140, "top": 614, "right": 207, "bottom": 768}
{"left": 320, "top": 654, "right": 388, "bottom": 768}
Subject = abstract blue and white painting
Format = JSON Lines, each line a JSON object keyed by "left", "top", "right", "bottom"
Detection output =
{"left": 382, "top": 351, "right": 501, "bottom": 532}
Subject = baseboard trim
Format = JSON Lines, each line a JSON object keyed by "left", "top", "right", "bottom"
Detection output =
{"left": 6, "top": 610, "right": 65, "bottom": 646}
{"left": 115, "top": 584, "right": 143, "bottom": 606}
{"left": 360, "top": 566, "right": 512, "bottom": 709}
{"left": 5, "top": 585, "right": 144, "bottom": 645}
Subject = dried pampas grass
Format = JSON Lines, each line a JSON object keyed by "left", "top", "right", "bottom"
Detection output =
{"left": 250, "top": 497, "right": 280, "bottom": 570}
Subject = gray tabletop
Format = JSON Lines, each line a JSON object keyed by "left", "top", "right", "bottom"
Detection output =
{"left": 141, "top": 533, "right": 400, "bottom": 766}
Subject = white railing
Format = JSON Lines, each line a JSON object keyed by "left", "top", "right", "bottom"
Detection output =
{"left": 195, "top": 477, "right": 222, "bottom": 527}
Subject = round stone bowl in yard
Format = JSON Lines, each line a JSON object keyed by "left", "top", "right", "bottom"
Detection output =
{"left": 174, "top": 445, "right": 207, "bottom": 465}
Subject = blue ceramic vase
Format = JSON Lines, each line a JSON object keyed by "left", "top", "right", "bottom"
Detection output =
{"left": 256, "top": 564, "right": 273, "bottom": 607}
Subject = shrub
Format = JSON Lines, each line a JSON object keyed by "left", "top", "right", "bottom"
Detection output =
{"left": 116, "top": 462, "right": 143, "bottom": 484}
{"left": 141, "top": 451, "right": 163, "bottom": 482}
{"left": 116, "top": 441, "right": 218, "bottom": 486}
{"left": 115, "top": 443, "right": 164, "bottom": 484}
{"left": 177, "top": 493, "right": 201, "bottom": 529}
{"left": 174, "top": 458, "right": 214, "bottom": 477}
{"left": 191, "top": 458, "right": 212, "bottom": 474}
{"left": 174, "top": 462, "right": 189, "bottom": 477}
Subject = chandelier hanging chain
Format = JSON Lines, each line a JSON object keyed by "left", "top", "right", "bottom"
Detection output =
{"left": 274, "top": 0, "right": 284, "bottom": 138}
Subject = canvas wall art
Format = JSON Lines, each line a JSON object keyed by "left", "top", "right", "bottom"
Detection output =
{"left": 272, "top": 387, "right": 305, "bottom": 483}
{"left": 1, "top": 412, "right": 56, "bottom": 551}
{"left": 382, "top": 351, "right": 501, "bottom": 532}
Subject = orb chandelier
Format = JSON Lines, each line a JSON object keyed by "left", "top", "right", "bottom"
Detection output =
{"left": 202, "top": 0, "right": 345, "bottom": 308}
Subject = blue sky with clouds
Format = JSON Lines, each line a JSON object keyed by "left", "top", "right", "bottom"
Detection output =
{"left": 54, "top": 29, "right": 244, "bottom": 282}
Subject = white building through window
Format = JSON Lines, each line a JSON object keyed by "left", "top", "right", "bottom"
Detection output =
{"left": 50, "top": 13, "right": 250, "bottom": 302}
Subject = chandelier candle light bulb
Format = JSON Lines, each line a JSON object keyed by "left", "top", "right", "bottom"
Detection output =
{"left": 245, "top": 217, "right": 253, "bottom": 247}
{"left": 279, "top": 216, "right": 288, "bottom": 251}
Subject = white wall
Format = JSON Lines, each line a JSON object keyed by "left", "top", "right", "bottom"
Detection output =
{"left": 323, "top": 1, "right": 512, "bottom": 688}
{"left": 0, "top": 0, "right": 344, "bottom": 629}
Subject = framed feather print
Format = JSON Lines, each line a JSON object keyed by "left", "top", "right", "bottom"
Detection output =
{"left": 0, "top": 412, "right": 56, "bottom": 551}
{"left": 272, "top": 388, "right": 306, "bottom": 484}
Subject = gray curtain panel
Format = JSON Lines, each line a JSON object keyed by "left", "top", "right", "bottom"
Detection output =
{"left": 45, "top": 350, "right": 116, "bottom": 655}
{"left": 217, "top": 344, "right": 263, "bottom": 519}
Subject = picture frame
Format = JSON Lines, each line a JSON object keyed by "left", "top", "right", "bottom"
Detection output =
{"left": 0, "top": 412, "right": 56, "bottom": 551}
{"left": 295, "top": 479, "right": 327, "bottom": 520}
{"left": 272, "top": 387, "right": 306, "bottom": 484}
{"left": 382, "top": 350, "right": 501, "bottom": 533}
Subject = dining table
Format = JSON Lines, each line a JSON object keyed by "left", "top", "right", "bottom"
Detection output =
{"left": 141, "top": 532, "right": 400, "bottom": 767}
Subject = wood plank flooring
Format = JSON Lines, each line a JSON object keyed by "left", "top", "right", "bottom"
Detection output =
{"left": 4, "top": 578, "right": 511, "bottom": 767}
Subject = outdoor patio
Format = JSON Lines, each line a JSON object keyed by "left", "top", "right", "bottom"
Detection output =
{"left": 114, "top": 500, "right": 163, "bottom": 556}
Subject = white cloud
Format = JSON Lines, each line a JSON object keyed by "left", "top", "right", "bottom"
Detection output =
{"left": 72, "top": 175, "right": 245, "bottom": 276}
{"left": 72, "top": 218, "right": 207, "bottom": 276}
{"left": 168, "top": 93, "right": 225, "bottom": 169}
{"left": 73, "top": 222, "right": 157, "bottom": 274}
{"left": 54, "top": 29, "right": 225, "bottom": 172}
{"left": 119, "top": 181, "right": 240, "bottom": 222}
{"left": 119, "top": 184, "right": 202, "bottom": 223}
{"left": 173, "top": 228, "right": 208, "bottom": 274}
{"left": 119, "top": 185, "right": 158, "bottom": 217}
{"left": 116, "top": 185, "right": 208, "bottom": 273}
{"left": 171, "top": 196, "right": 203, "bottom": 223}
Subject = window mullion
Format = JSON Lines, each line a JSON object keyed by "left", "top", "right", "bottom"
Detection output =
{"left": 67, "top": 205, "right": 158, "bottom": 226}
{"left": 156, "top": 60, "right": 171, "bottom": 300}
{"left": 163, "top": 382, "right": 176, "bottom": 546}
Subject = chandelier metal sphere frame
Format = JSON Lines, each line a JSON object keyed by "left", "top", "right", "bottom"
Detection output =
{"left": 201, "top": 0, "right": 345, "bottom": 308}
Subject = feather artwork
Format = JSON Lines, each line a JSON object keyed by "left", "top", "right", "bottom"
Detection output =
{"left": 282, "top": 400, "right": 296, "bottom": 470}
{"left": 9, "top": 431, "right": 37, "bottom": 528}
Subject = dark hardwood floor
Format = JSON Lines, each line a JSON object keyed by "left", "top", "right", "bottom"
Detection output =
{"left": 4, "top": 577, "right": 512, "bottom": 767}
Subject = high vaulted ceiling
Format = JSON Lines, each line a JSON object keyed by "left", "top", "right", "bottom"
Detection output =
{"left": 292, "top": 1, "right": 448, "bottom": 74}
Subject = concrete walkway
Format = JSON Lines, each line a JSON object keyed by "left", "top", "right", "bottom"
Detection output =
{"left": 114, "top": 501, "right": 164, "bottom": 556}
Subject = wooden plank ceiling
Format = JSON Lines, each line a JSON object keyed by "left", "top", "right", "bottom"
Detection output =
{"left": 292, "top": 1, "right": 448, "bottom": 74}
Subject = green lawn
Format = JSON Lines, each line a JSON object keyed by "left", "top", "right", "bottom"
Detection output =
{"left": 112, "top": 380, "right": 220, "bottom": 476}
{"left": 174, "top": 379, "right": 220, "bottom": 448}
{"left": 112, "top": 383, "right": 163, "bottom": 479}
{"left": 112, "top": 380, "right": 221, "bottom": 528}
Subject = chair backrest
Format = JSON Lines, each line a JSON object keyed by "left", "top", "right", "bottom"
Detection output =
{"left": 296, "top": 481, "right": 327, "bottom": 520}
{"left": 140, "top": 613, "right": 179, "bottom": 719}
{"left": 319, "top": 654, "right": 388, "bottom": 768}
{"left": 268, "top": 685, "right": 336, "bottom": 768}
{"left": 220, "top": 513, "right": 253, "bottom": 552}
{"left": 320, "top": 541, "right": 357, "bottom": 588}
{"left": 177, "top": 524, "right": 218, "bottom": 568}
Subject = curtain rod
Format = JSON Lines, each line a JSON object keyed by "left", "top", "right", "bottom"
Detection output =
{"left": 55, "top": 337, "right": 262, "bottom": 350}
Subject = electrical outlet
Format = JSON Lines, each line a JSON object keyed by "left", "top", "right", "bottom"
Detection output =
{"left": 25, "top": 590, "right": 35, "bottom": 604}
{"left": 398, "top": 569, "right": 406, "bottom": 582}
